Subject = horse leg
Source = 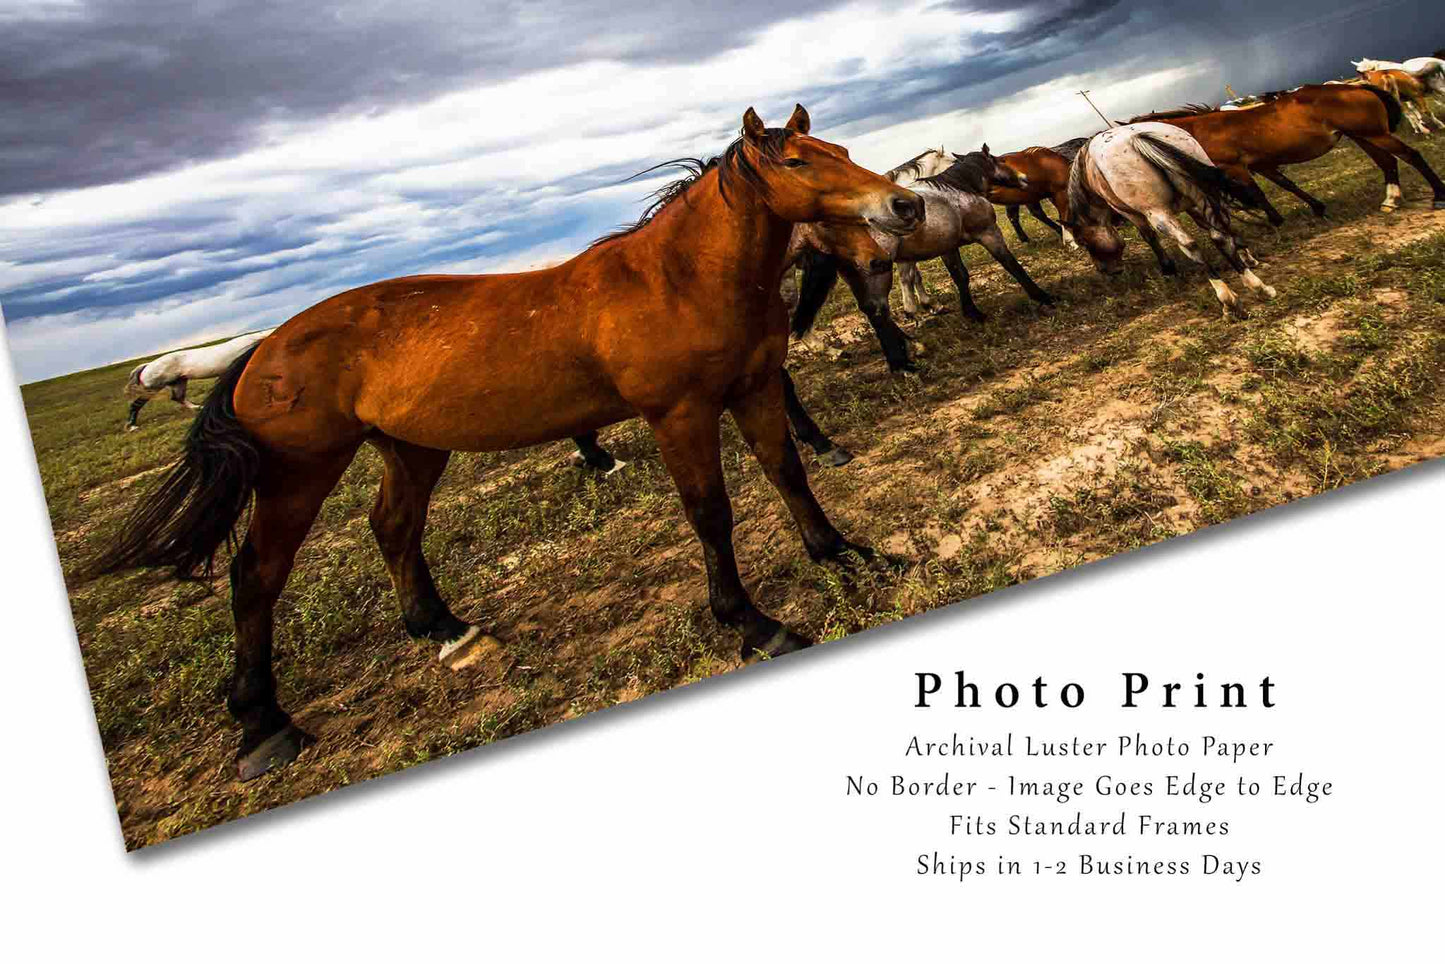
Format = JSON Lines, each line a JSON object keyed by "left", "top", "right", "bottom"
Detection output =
{"left": 1152, "top": 213, "right": 1244, "bottom": 319}
{"left": 169, "top": 378, "right": 201, "bottom": 410}
{"left": 896, "top": 261, "right": 935, "bottom": 318}
{"left": 1402, "top": 103, "right": 1429, "bottom": 136}
{"left": 569, "top": 431, "right": 625, "bottom": 475}
{"left": 1137, "top": 221, "right": 1178, "bottom": 276}
{"left": 1222, "top": 164, "right": 1285, "bottom": 226}
{"left": 728, "top": 370, "right": 870, "bottom": 568}
{"left": 791, "top": 248, "right": 839, "bottom": 338}
{"left": 649, "top": 399, "right": 808, "bottom": 660}
{"left": 1350, "top": 133, "right": 1445, "bottom": 210}
{"left": 1189, "top": 212, "right": 1277, "bottom": 300}
{"left": 781, "top": 367, "right": 852, "bottom": 467}
{"left": 841, "top": 262, "right": 916, "bottom": 373}
{"left": 368, "top": 437, "right": 493, "bottom": 670}
{"left": 1027, "top": 202, "right": 1064, "bottom": 237}
{"left": 1346, "top": 134, "right": 1404, "bottom": 210}
{"left": 1425, "top": 98, "right": 1445, "bottom": 131}
{"left": 896, "top": 261, "right": 920, "bottom": 318}
{"left": 1007, "top": 205, "right": 1031, "bottom": 244}
{"left": 939, "top": 249, "right": 987, "bottom": 323}
{"left": 230, "top": 448, "right": 358, "bottom": 780}
{"left": 975, "top": 225, "right": 1055, "bottom": 306}
{"left": 1256, "top": 168, "right": 1328, "bottom": 219}
{"left": 125, "top": 397, "right": 148, "bottom": 431}
{"left": 1052, "top": 192, "right": 1080, "bottom": 251}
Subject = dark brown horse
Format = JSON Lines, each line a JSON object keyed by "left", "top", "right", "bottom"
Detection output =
{"left": 89, "top": 105, "right": 924, "bottom": 780}
{"left": 1127, "top": 84, "right": 1445, "bottom": 222}
{"left": 989, "top": 138, "right": 1088, "bottom": 247}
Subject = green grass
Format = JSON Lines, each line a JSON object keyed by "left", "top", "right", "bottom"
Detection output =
{"left": 21, "top": 129, "right": 1445, "bottom": 849}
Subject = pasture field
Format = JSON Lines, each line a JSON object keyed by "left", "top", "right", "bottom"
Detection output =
{"left": 22, "top": 133, "right": 1445, "bottom": 849}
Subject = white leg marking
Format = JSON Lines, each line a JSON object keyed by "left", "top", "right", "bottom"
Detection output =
{"left": 1240, "top": 268, "right": 1277, "bottom": 299}
{"left": 1208, "top": 278, "right": 1239, "bottom": 310}
{"left": 1382, "top": 182, "right": 1402, "bottom": 211}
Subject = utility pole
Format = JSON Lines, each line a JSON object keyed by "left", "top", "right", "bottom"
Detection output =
{"left": 1077, "top": 90, "right": 1115, "bottom": 128}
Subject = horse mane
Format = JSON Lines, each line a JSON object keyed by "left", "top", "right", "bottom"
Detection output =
{"left": 1065, "top": 139, "right": 1105, "bottom": 227}
{"left": 591, "top": 128, "right": 794, "bottom": 247}
{"left": 1126, "top": 103, "right": 1218, "bottom": 123}
{"left": 915, "top": 152, "right": 991, "bottom": 195}
{"left": 1048, "top": 137, "right": 1089, "bottom": 163}
{"left": 885, "top": 149, "right": 941, "bottom": 182}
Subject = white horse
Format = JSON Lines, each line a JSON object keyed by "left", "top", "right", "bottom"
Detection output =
{"left": 124, "top": 328, "right": 276, "bottom": 430}
{"left": 1352, "top": 57, "right": 1445, "bottom": 94}
{"left": 1065, "top": 122, "right": 1275, "bottom": 318}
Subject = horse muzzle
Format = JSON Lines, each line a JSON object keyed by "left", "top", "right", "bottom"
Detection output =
{"left": 871, "top": 192, "right": 924, "bottom": 236}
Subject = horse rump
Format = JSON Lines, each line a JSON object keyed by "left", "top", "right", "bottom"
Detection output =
{"left": 1356, "top": 83, "right": 1404, "bottom": 132}
{"left": 1129, "top": 132, "right": 1256, "bottom": 218}
{"left": 85, "top": 345, "right": 263, "bottom": 582}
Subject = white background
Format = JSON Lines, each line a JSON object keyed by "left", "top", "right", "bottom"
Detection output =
{"left": 2, "top": 318, "right": 1440, "bottom": 960}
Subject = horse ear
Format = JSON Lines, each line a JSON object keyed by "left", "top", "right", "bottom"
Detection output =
{"left": 785, "top": 104, "right": 811, "bottom": 135}
{"left": 982, "top": 143, "right": 992, "bottom": 156}
{"left": 742, "top": 108, "right": 767, "bottom": 142}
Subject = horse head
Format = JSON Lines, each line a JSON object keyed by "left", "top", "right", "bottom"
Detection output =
{"left": 977, "top": 143, "right": 1028, "bottom": 190}
{"left": 741, "top": 105, "right": 922, "bottom": 236}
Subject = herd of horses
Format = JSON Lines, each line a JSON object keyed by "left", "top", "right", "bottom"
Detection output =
{"left": 95, "top": 55, "right": 1445, "bottom": 781}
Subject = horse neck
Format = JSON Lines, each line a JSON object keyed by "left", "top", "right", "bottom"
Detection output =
{"left": 652, "top": 168, "right": 793, "bottom": 294}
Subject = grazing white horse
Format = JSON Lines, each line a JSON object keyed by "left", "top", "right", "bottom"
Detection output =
{"left": 1066, "top": 123, "right": 1275, "bottom": 318}
{"left": 1352, "top": 57, "right": 1445, "bottom": 94}
{"left": 124, "top": 328, "right": 275, "bottom": 430}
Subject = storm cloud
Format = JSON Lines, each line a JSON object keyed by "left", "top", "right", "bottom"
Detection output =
{"left": 3, "top": 0, "right": 1442, "bottom": 381}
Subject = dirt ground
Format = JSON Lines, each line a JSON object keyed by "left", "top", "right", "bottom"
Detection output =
{"left": 21, "top": 132, "right": 1445, "bottom": 849}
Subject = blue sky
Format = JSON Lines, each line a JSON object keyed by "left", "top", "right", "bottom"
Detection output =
{"left": 3, "top": 0, "right": 1442, "bottom": 382}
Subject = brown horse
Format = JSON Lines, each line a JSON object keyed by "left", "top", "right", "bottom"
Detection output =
{"left": 1358, "top": 69, "right": 1441, "bottom": 135}
{"left": 89, "top": 105, "right": 924, "bottom": 780}
{"left": 989, "top": 138, "right": 1088, "bottom": 247}
{"left": 1128, "top": 84, "right": 1445, "bottom": 221}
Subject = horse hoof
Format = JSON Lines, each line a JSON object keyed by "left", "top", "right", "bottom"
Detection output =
{"left": 1380, "top": 204, "right": 1398, "bottom": 213}
{"left": 125, "top": 425, "right": 138, "bottom": 433}
{"left": 438, "top": 625, "right": 503, "bottom": 672}
{"left": 1434, "top": 200, "right": 1445, "bottom": 210}
{"left": 744, "top": 625, "right": 814, "bottom": 663}
{"left": 603, "top": 458, "right": 628, "bottom": 477}
{"left": 828, "top": 539, "right": 875, "bottom": 566}
{"left": 1261, "top": 285, "right": 1278, "bottom": 300}
{"left": 821, "top": 447, "right": 854, "bottom": 467}
{"left": 237, "top": 725, "right": 311, "bottom": 781}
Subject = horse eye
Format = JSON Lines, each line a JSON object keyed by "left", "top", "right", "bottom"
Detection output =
{"left": 783, "top": 158, "right": 809, "bottom": 169}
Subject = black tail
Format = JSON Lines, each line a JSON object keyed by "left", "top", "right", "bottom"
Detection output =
{"left": 85, "top": 345, "right": 262, "bottom": 582}
{"left": 1131, "top": 132, "right": 1257, "bottom": 216}
{"left": 1358, "top": 83, "right": 1404, "bottom": 133}
{"left": 791, "top": 247, "right": 841, "bottom": 338}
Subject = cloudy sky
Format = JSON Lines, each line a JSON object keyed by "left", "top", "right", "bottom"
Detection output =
{"left": 3, "top": 0, "right": 1442, "bottom": 382}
